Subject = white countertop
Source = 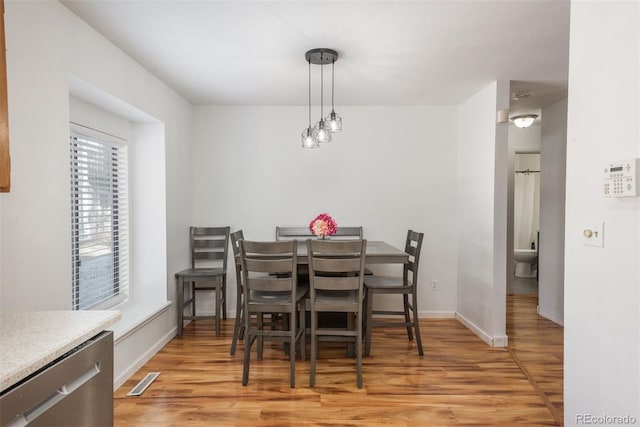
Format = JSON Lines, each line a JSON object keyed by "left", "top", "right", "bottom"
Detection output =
{"left": 0, "top": 310, "right": 121, "bottom": 392}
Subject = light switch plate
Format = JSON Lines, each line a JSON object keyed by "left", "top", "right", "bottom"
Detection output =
{"left": 583, "top": 222, "right": 604, "bottom": 248}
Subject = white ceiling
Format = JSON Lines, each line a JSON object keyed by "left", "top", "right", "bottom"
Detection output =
{"left": 61, "top": 0, "right": 570, "bottom": 108}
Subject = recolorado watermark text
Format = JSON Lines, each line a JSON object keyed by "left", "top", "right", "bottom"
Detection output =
{"left": 576, "top": 414, "right": 638, "bottom": 425}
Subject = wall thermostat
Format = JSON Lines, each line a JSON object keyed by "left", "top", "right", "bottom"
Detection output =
{"left": 603, "top": 158, "right": 640, "bottom": 197}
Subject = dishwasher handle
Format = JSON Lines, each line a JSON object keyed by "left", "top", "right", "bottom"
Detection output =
{"left": 6, "top": 363, "right": 101, "bottom": 427}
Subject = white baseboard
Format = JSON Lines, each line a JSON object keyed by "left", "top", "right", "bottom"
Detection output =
{"left": 420, "top": 310, "right": 456, "bottom": 318}
{"left": 537, "top": 308, "right": 564, "bottom": 326}
{"left": 114, "top": 326, "right": 176, "bottom": 390}
{"left": 455, "top": 312, "right": 508, "bottom": 347}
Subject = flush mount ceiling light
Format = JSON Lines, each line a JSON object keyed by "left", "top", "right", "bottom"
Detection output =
{"left": 301, "top": 48, "right": 342, "bottom": 149}
{"left": 511, "top": 114, "right": 538, "bottom": 128}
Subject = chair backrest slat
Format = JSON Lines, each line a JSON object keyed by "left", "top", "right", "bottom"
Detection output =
{"left": 311, "top": 257, "right": 363, "bottom": 273}
{"left": 193, "top": 239, "right": 227, "bottom": 249}
{"left": 307, "top": 239, "right": 367, "bottom": 294}
{"left": 239, "top": 240, "right": 297, "bottom": 294}
{"left": 403, "top": 230, "right": 424, "bottom": 285}
{"left": 330, "top": 226, "right": 363, "bottom": 240}
{"left": 313, "top": 275, "right": 361, "bottom": 291}
{"left": 190, "top": 226, "right": 230, "bottom": 270}
{"left": 244, "top": 257, "right": 294, "bottom": 274}
{"left": 276, "top": 226, "right": 311, "bottom": 241}
{"left": 248, "top": 276, "right": 293, "bottom": 292}
{"left": 230, "top": 230, "right": 244, "bottom": 257}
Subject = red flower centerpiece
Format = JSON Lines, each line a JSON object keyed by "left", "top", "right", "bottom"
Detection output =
{"left": 309, "top": 213, "right": 337, "bottom": 239}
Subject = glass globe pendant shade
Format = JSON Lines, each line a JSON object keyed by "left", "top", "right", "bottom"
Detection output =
{"left": 301, "top": 127, "right": 320, "bottom": 148}
{"left": 314, "top": 119, "right": 332, "bottom": 143}
{"left": 325, "top": 111, "right": 342, "bottom": 133}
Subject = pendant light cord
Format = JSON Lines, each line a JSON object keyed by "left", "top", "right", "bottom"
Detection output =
{"left": 320, "top": 53, "right": 324, "bottom": 119}
{"left": 308, "top": 60, "right": 312, "bottom": 128}
{"left": 331, "top": 60, "right": 335, "bottom": 112}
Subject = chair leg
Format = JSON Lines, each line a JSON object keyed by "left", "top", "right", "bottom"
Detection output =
{"left": 290, "top": 309, "right": 296, "bottom": 388}
{"left": 230, "top": 293, "right": 243, "bottom": 355}
{"left": 364, "top": 289, "right": 374, "bottom": 357}
{"left": 177, "top": 277, "right": 184, "bottom": 337}
{"left": 257, "top": 314, "right": 264, "bottom": 360}
{"left": 403, "top": 294, "right": 413, "bottom": 340}
{"left": 283, "top": 313, "right": 290, "bottom": 355}
{"left": 215, "top": 284, "right": 222, "bottom": 336}
{"left": 222, "top": 276, "right": 227, "bottom": 320}
{"left": 412, "top": 292, "right": 424, "bottom": 356}
{"left": 310, "top": 310, "right": 317, "bottom": 387}
{"left": 356, "top": 310, "right": 363, "bottom": 389}
{"left": 191, "top": 282, "right": 196, "bottom": 316}
{"left": 346, "top": 313, "right": 354, "bottom": 358}
{"left": 242, "top": 305, "right": 256, "bottom": 386}
{"left": 299, "top": 301, "right": 306, "bottom": 361}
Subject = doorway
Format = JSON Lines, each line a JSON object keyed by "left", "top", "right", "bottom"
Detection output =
{"left": 512, "top": 153, "right": 540, "bottom": 296}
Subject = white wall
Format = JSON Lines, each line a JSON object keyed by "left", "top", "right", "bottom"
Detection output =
{"left": 565, "top": 1, "right": 639, "bottom": 425}
{"left": 538, "top": 98, "right": 567, "bottom": 325}
{"left": 1, "top": 1, "right": 193, "bottom": 388}
{"left": 509, "top": 124, "right": 541, "bottom": 153}
{"left": 192, "top": 105, "right": 459, "bottom": 317}
{"left": 456, "top": 80, "right": 509, "bottom": 346}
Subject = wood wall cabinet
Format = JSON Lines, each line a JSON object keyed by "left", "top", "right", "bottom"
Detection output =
{"left": 0, "top": 0, "right": 9, "bottom": 192}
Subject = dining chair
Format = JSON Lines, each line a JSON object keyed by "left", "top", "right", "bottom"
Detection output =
{"left": 175, "top": 226, "right": 230, "bottom": 337}
{"left": 307, "top": 239, "right": 367, "bottom": 389}
{"left": 239, "top": 239, "right": 308, "bottom": 387}
{"left": 230, "top": 230, "right": 284, "bottom": 356}
{"left": 364, "top": 230, "right": 424, "bottom": 356}
{"left": 229, "top": 229, "right": 245, "bottom": 355}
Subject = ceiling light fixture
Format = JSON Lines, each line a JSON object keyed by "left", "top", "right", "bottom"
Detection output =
{"left": 511, "top": 114, "right": 538, "bottom": 128}
{"left": 301, "top": 48, "right": 341, "bottom": 148}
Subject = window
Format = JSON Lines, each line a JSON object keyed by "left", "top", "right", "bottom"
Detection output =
{"left": 70, "top": 126, "right": 129, "bottom": 310}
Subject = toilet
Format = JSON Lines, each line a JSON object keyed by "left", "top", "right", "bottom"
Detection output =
{"left": 514, "top": 249, "right": 538, "bottom": 278}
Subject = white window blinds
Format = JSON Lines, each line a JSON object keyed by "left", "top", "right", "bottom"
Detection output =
{"left": 70, "top": 126, "right": 129, "bottom": 310}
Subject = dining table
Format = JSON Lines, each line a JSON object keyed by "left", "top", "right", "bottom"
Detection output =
{"left": 294, "top": 240, "right": 409, "bottom": 265}
{"left": 234, "top": 240, "right": 408, "bottom": 267}
{"left": 233, "top": 239, "right": 408, "bottom": 355}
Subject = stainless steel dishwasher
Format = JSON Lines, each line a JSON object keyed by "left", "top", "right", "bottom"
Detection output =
{"left": 0, "top": 331, "right": 114, "bottom": 427}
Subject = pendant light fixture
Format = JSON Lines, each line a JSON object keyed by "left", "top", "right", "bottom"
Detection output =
{"left": 301, "top": 48, "right": 341, "bottom": 148}
{"left": 325, "top": 59, "right": 342, "bottom": 133}
{"left": 301, "top": 60, "right": 319, "bottom": 148}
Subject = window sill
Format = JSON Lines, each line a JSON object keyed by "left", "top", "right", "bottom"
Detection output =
{"left": 109, "top": 299, "right": 172, "bottom": 345}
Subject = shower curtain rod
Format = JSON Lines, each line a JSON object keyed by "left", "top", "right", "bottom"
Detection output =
{"left": 515, "top": 168, "right": 540, "bottom": 175}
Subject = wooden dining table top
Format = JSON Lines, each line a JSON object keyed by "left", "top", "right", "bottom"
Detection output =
{"left": 236, "top": 240, "right": 408, "bottom": 265}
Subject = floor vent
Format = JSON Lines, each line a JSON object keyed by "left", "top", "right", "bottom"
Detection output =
{"left": 126, "top": 372, "right": 161, "bottom": 397}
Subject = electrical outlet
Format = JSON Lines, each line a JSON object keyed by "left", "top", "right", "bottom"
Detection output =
{"left": 432, "top": 280, "right": 439, "bottom": 291}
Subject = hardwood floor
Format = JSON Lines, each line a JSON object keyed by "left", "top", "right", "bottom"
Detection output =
{"left": 114, "top": 299, "right": 563, "bottom": 426}
{"left": 507, "top": 294, "right": 564, "bottom": 424}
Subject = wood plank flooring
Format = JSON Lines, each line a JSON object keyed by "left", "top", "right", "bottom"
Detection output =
{"left": 507, "top": 294, "right": 564, "bottom": 424}
{"left": 114, "top": 296, "right": 563, "bottom": 426}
